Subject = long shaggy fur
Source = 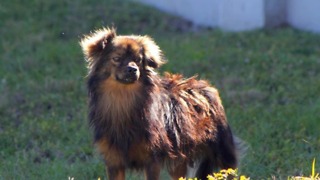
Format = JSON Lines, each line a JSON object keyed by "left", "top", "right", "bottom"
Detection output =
{"left": 80, "top": 27, "right": 238, "bottom": 180}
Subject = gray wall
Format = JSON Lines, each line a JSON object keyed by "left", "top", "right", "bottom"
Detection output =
{"left": 137, "top": 0, "right": 320, "bottom": 33}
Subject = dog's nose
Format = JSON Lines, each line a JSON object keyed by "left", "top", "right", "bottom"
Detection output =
{"left": 127, "top": 66, "right": 137, "bottom": 74}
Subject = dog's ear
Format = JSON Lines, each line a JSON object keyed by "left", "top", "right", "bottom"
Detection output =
{"left": 80, "top": 27, "right": 116, "bottom": 61}
{"left": 140, "top": 36, "right": 166, "bottom": 69}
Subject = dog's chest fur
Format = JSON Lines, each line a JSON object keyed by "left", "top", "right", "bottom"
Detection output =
{"left": 98, "top": 78, "right": 143, "bottom": 123}
{"left": 93, "top": 78, "right": 156, "bottom": 167}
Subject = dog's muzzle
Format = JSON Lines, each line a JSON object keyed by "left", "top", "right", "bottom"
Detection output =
{"left": 116, "top": 66, "right": 140, "bottom": 84}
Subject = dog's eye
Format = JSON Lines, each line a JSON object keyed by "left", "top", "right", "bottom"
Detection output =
{"left": 112, "top": 57, "right": 121, "bottom": 62}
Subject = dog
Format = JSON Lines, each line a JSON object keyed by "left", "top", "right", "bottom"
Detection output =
{"left": 80, "top": 27, "right": 238, "bottom": 180}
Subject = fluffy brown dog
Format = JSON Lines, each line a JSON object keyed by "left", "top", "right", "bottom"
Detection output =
{"left": 80, "top": 27, "right": 238, "bottom": 180}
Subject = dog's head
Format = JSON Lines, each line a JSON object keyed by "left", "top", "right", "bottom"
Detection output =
{"left": 80, "top": 27, "right": 165, "bottom": 84}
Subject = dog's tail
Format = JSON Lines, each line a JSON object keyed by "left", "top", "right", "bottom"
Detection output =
{"left": 233, "top": 135, "right": 248, "bottom": 161}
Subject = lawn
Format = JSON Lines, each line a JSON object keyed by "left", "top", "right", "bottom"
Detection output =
{"left": 1, "top": 0, "right": 320, "bottom": 179}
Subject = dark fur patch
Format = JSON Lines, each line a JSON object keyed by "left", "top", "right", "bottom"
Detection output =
{"left": 80, "top": 28, "right": 238, "bottom": 180}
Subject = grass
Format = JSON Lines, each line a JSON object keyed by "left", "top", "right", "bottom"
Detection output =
{"left": 1, "top": 0, "right": 320, "bottom": 179}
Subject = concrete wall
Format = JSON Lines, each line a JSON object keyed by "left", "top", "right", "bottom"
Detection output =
{"left": 287, "top": 0, "right": 320, "bottom": 33}
{"left": 138, "top": 0, "right": 220, "bottom": 27}
{"left": 137, "top": 0, "right": 320, "bottom": 33}
{"left": 138, "top": 0, "right": 264, "bottom": 31}
{"left": 174, "top": 0, "right": 220, "bottom": 27}
{"left": 217, "top": 0, "right": 264, "bottom": 31}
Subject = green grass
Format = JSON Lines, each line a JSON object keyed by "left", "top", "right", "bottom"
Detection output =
{"left": 1, "top": 0, "right": 320, "bottom": 179}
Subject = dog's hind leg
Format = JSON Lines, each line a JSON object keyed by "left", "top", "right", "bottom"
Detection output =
{"left": 194, "top": 125, "right": 239, "bottom": 179}
{"left": 168, "top": 161, "right": 187, "bottom": 180}
{"left": 106, "top": 166, "right": 125, "bottom": 180}
{"left": 194, "top": 158, "right": 215, "bottom": 180}
{"left": 144, "top": 161, "right": 161, "bottom": 180}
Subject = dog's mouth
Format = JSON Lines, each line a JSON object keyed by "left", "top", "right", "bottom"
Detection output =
{"left": 114, "top": 65, "right": 140, "bottom": 84}
{"left": 116, "top": 74, "right": 139, "bottom": 84}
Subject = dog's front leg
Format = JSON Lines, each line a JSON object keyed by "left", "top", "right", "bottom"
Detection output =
{"left": 144, "top": 161, "right": 161, "bottom": 180}
{"left": 106, "top": 166, "right": 125, "bottom": 180}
